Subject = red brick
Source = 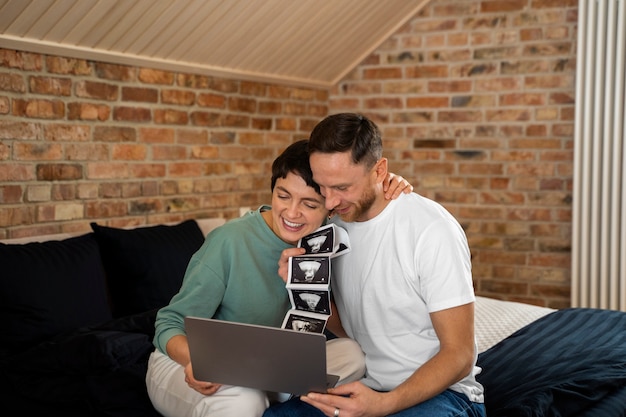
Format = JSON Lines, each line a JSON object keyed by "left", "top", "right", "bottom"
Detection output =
{"left": 438, "top": 110, "right": 482, "bottom": 123}
{"left": 252, "top": 117, "right": 273, "bottom": 130}
{"left": 0, "top": 72, "right": 26, "bottom": 92}
{"left": 65, "top": 143, "right": 108, "bottom": 160}
{"left": 138, "top": 68, "right": 175, "bottom": 85}
{"left": 14, "top": 143, "right": 63, "bottom": 160}
{"left": 533, "top": 0, "right": 577, "bottom": 9}
{"left": 228, "top": 97, "right": 257, "bottom": 113}
{"left": 197, "top": 92, "right": 226, "bottom": 108}
{"left": 29, "top": 76, "right": 71, "bottom": 96}
{"left": 37, "top": 163, "right": 83, "bottom": 180}
{"left": 364, "top": 97, "right": 403, "bottom": 109}
{"left": 290, "top": 88, "right": 316, "bottom": 101}
{"left": 177, "top": 73, "right": 211, "bottom": 88}
{"left": 0, "top": 49, "right": 42, "bottom": 71}
{"left": 139, "top": 127, "right": 175, "bottom": 144}
{"left": 152, "top": 145, "right": 187, "bottom": 160}
{"left": 153, "top": 109, "right": 189, "bottom": 125}
{"left": 207, "top": 78, "right": 239, "bottom": 93}
{"left": 122, "top": 87, "right": 158, "bottom": 102}
{"left": 67, "top": 102, "right": 111, "bottom": 121}
{"left": 283, "top": 102, "right": 306, "bottom": 115}
{"left": 485, "top": 109, "right": 531, "bottom": 122}
{"left": 168, "top": 162, "right": 205, "bottom": 177}
{"left": 500, "top": 93, "right": 546, "bottom": 106}
{"left": 13, "top": 99, "right": 65, "bottom": 119}
{"left": 76, "top": 80, "right": 118, "bottom": 100}
{"left": 129, "top": 164, "right": 166, "bottom": 178}
{"left": 161, "top": 89, "right": 195, "bottom": 105}
{"left": 46, "top": 56, "right": 91, "bottom": 75}
{"left": 408, "top": 96, "right": 449, "bottom": 108}
{"left": 191, "top": 146, "right": 219, "bottom": 159}
{"left": 112, "top": 144, "right": 147, "bottom": 160}
{"left": 240, "top": 81, "right": 267, "bottom": 96}
{"left": 0, "top": 96, "right": 8, "bottom": 113}
{"left": 525, "top": 75, "right": 574, "bottom": 89}
{"left": 0, "top": 185, "right": 23, "bottom": 203}
{"left": 190, "top": 111, "right": 221, "bottom": 126}
{"left": 93, "top": 126, "right": 136, "bottom": 142}
{"left": 363, "top": 68, "right": 403, "bottom": 79}
{"left": 177, "top": 129, "right": 208, "bottom": 145}
{"left": 481, "top": 0, "right": 526, "bottom": 12}
{"left": 113, "top": 106, "right": 151, "bottom": 122}
{"left": 222, "top": 114, "right": 249, "bottom": 128}
{"left": 85, "top": 201, "right": 128, "bottom": 218}
{"left": 0, "top": 121, "right": 41, "bottom": 140}
{"left": 428, "top": 80, "right": 472, "bottom": 93}
{"left": 95, "top": 62, "right": 135, "bottom": 81}
{"left": 51, "top": 183, "right": 76, "bottom": 201}
{"left": 210, "top": 131, "right": 236, "bottom": 145}
{"left": 87, "top": 162, "right": 130, "bottom": 179}
{"left": 0, "top": 163, "right": 34, "bottom": 181}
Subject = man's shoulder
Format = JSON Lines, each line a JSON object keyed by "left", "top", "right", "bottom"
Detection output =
{"left": 392, "top": 192, "right": 443, "bottom": 212}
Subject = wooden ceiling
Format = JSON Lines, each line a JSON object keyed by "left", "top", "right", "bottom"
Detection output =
{"left": 0, "top": 0, "right": 429, "bottom": 88}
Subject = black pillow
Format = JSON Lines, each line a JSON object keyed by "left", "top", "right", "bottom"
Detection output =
{"left": 90, "top": 220, "right": 205, "bottom": 318}
{"left": 0, "top": 234, "right": 112, "bottom": 355}
{"left": 0, "top": 326, "right": 156, "bottom": 413}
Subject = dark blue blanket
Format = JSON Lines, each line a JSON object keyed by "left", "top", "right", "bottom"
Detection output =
{"left": 476, "top": 308, "right": 626, "bottom": 417}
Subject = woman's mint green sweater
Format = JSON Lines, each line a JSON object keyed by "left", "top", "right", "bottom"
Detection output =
{"left": 154, "top": 207, "right": 292, "bottom": 354}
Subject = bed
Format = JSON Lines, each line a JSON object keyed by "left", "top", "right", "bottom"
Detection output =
{"left": 2, "top": 218, "right": 624, "bottom": 417}
{"left": 474, "top": 296, "right": 626, "bottom": 417}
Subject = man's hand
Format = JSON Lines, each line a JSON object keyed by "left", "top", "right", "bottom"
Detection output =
{"left": 277, "top": 247, "right": 306, "bottom": 283}
{"left": 300, "top": 381, "right": 390, "bottom": 417}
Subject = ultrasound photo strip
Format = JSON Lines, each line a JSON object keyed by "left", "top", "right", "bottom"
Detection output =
{"left": 288, "top": 255, "right": 330, "bottom": 286}
{"left": 281, "top": 224, "right": 351, "bottom": 335}
{"left": 297, "top": 223, "right": 350, "bottom": 258}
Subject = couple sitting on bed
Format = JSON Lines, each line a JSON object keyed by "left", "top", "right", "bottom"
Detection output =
{"left": 147, "top": 113, "right": 486, "bottom": 417}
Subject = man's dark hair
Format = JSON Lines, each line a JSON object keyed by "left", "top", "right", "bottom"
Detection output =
{"left": 271, "top": 139, "right": 320, "bottom": 194}
{"left": 308, "top": 113, "right": 383, "bottom": 169}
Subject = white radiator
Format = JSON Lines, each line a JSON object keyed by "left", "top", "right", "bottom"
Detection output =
{"left": 572, "top": 0, "right": 626, "bottom": 311}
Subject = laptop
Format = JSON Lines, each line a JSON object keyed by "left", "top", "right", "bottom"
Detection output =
{"left": 185, "top": 316, "right": 340, "bottom": 395}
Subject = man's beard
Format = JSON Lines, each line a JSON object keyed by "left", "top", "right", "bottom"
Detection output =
{"left": 338, "top": 186, "right": 377, "bottom": 222}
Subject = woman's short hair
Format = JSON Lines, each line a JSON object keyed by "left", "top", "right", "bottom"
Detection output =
{"left": 271, "top": 139, "right": 320, "bottom": 194}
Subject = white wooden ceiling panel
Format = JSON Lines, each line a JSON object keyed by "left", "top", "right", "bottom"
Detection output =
{"left": 26, "top": 0, "right": 69, "bottom": 39}
{"left": 45, "top": 1, "right": 96, "bottom": 42}
{"left": 0, "top": 0, "right": 429, "bottom": 88}
{"left": 123, "top": 2, "right": 181, "bottom": 55}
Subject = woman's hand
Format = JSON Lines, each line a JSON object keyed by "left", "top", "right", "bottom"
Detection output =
{"left": 383, "top": 172, "right": 413, "bottom": 200}
{"left": 278, "top": 247, "right": 306, "bottom": 283}
{"left": 184, "top": 362, "right": 222, "bottom": 396}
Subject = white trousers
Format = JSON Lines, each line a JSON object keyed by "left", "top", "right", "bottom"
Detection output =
{"left": 146, "top": 338, "right": 365, "bottom": 417}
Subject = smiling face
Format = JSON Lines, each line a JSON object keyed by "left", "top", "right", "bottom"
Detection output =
{"left": 269, "top": 171, "right": 328, "bottom": 245}
{"left": 310, "top": 151, "right": 388, "bottom": 222}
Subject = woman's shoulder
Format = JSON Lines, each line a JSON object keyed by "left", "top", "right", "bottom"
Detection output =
{"left": 206, "top": 206, "right": 267, "bottom": 241}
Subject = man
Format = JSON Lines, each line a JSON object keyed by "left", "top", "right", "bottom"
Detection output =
{"left": 264, "top": 113, "right": 485, "bottom": 417}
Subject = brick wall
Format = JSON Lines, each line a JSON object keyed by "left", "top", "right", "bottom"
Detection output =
{"left": 329, "top": 0, "right": 578, "bottom": 308}
{"left": 0, "top": 49, "right": 328, "bottom": 237}
{"left": 0, "top": 0, "right": 577, "bottom": 308}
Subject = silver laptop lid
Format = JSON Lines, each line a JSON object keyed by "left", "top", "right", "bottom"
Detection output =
{"left": 185, "top": 316, "right": 336, "bottom": 395}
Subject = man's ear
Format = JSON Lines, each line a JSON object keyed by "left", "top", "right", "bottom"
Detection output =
{"left": 374, "top": 157, "right": 388, "bottom": 183}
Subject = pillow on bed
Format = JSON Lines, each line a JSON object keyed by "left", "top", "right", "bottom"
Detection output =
{"left": 90, "top": 220, "right": 205, "bottom": 318}
{"left": 0, "top": 234, "right": 112, "bottom": 355}
{"left": 474, "top": 296, "right": 555, "bottom": 353}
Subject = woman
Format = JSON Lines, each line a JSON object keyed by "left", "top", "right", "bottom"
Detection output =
{"left": 146, "top": 140, "right": 411, "bottom": 417}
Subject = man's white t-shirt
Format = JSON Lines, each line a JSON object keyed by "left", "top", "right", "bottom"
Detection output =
{"left": 331, "top": 192, "right": 484, "bottom": 402}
